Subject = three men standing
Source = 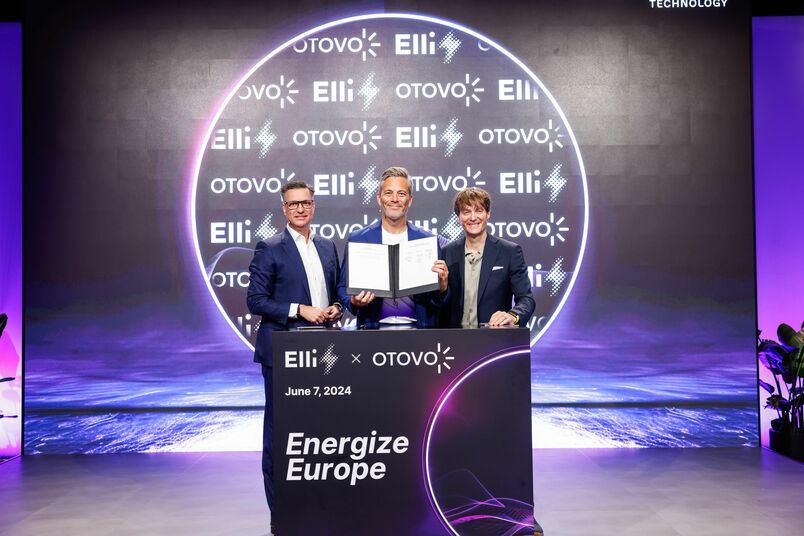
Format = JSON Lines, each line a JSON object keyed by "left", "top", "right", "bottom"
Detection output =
{"left": 246, "top": 173, "right": 534, "bottom": 533}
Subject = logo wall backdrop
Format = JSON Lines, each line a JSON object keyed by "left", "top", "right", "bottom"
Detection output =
{"left": 192, "top": 13, "right": 589, "bottom": 349}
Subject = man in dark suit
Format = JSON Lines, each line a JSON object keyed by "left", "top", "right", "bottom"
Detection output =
{"left": 246, "top": 181, "right": 342, "bottom": 531}
{"left": 441, "top": 187, "right": 535, "bottom": 328}
{"left": 340, "top": 166, "right": 448, "bottom": 328}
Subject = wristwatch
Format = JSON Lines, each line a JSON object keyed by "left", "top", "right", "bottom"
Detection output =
{"left": 507, "top": 311, "right": 520, "bottom": 325}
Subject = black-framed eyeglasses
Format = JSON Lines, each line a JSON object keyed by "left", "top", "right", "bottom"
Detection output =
{"left": 283, "top": 200, "right": 314, "bottom": 211}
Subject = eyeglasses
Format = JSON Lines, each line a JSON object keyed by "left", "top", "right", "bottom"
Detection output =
{"left": 283, "top": 200, "right": 314, "bottom": 211}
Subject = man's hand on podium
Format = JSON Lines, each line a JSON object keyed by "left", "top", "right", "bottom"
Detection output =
{"left": 488, "top": 310, "right": 518, "bottom": 326}
{"left": 298, "top": 305, "right": 327, "bottom": 324}
{"left": 324, "top": 304, "right": 342, "bottom": 322}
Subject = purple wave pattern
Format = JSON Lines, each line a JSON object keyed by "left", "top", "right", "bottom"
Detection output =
{"left": 439, "top": 469, "right": 535, "bottom": 536}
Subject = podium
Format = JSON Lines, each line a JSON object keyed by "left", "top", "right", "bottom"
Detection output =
{"left": 273, "top": 328, "right": 536, "bottom": 536}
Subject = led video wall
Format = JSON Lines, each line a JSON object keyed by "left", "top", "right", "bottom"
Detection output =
{"left": 753, "top": 15, "right": 804, "bottom": 448}
{"left": 0, "top": 22, "right": 22, "bottom": 458}
{"left": 24, "top": 0, "right": 757, "bottom": 453}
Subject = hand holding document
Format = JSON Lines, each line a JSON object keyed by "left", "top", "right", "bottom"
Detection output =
{"left": 347, "top": 236, "right": 439, "bottom": 298}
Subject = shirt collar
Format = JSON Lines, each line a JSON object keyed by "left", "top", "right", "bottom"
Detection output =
{"left": 464, "top": 242, "right": 483, "bottom": 256}
{"left": 287, "top": 225, "right": 314, "bottom": 244}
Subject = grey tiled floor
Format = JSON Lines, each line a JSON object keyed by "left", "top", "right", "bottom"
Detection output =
{"left": 1, "top": 448, "right": 802, "bottom": 535}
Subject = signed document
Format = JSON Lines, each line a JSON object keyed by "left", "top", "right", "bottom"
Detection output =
{"left": 397, "top": 236, "right": 438, "bottom": 292}
{"left": 346, "top": 241, "right": 392, "bottom": 293}
{"left": 346, "top": 236, "right": 439, "bottom": 298}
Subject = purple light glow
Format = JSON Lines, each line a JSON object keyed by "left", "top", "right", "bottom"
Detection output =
{"left": 422, "top": 346, "right": 532, "bottom": 535}
{"left": 753, "top": 16, "right": 804, "bottom": 447}
{"left": 0, "top": 22, "right": 22, "bottom": 458}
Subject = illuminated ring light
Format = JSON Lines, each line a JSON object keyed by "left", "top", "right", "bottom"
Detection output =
{"left": 189, "top": 13, "right": 589, "bottom": 350}
{"left": 423, "top": 347, "right": 532, "bottom": 535}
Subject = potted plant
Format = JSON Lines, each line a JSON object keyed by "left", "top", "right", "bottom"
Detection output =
{"left": 758, "top": 321, "right": 804, "bottom": 461}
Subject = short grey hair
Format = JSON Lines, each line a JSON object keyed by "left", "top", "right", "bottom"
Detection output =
{"left": 379, "top": 166, "right": 413, "bottom": 194}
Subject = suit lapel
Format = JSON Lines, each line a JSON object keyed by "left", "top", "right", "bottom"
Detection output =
{"left": 368, "top": 220, "right": 383, "bottom": 243}
{"left": 312, "top": 235, "right": 334, "bottom": 301}
{"left": 282, "top": 230, "right": 311, "bottom": 303}
{"left": 477, "top": 234, "right": 499, "bottom": 302}
{"left": 406, "top": 221, "right": 420, "bottom": 240}
{"left": 312, "top": 235, "right": 330, "bottom": 265}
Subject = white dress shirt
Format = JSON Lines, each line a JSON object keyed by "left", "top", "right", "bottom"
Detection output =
{"left": 286, "top": 225, "right": 329, "bottom": 318}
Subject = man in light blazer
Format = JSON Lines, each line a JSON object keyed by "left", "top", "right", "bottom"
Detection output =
{"left": 246, "top": 180, "right": 342, "bottom": 532}
{"left": 441, "top": 187, "right": 535, "bottom": 328}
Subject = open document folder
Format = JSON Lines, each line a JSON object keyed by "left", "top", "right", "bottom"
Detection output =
{"left": 346, "top": 236, "right": 439, "bottom": 298}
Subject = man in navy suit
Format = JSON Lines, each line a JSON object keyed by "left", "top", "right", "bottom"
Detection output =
{"left": 340, "top": 166, "right": 448, "bottom": 328}
{"left": 441, "top": 187, "right": 535, "bottom": 328}
{"left": 246, "top": 181, "right": 342, "bottom": 530}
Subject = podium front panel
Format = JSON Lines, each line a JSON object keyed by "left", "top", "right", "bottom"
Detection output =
{"left": 273, "top": 328, "right": 535, "bottom": 535}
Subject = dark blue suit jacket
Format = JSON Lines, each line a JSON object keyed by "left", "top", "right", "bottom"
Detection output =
{"left": 247, "top": 229, "right": 340, "bottom": 365}
{"left": 338, "top": 220, "right": 443, "bottom": 329}
{"left": 441, "top": 233, "right": 535, "bottom": 328}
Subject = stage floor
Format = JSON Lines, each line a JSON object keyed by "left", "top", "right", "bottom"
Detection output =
{"left": 1, "top": 447, "right": 802, "bottom": 535}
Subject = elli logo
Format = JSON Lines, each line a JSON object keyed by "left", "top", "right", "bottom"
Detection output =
{"left": 285, "top": 343, "right": 338, "bottom": 374}
{"left": 394, "top": 31, "right": 462, "bottom": 63}
{"left": 372, "top": 343, "right": 455, "bottom": 374}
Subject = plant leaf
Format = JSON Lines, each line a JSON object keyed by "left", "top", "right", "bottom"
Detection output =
{"left": 794, "top": 346, "right": 804, "bottom": 378}
{"left": 759, "top": 379, "right": 775, "bottom": 394}
{"left": 781, "top": 346, "right": 804, "bottom": 383}
{"left": 759, "top": 345, "right": 787, "bottom": 374}
{"left": 778, "top": 323, "right": 804, "bottom": 348}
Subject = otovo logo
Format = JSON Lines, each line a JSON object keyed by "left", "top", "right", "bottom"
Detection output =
{"left": 371, "top": 342, "right": 455, "bottom": 374}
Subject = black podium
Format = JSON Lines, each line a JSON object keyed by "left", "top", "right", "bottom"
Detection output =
{"left": 273, "top": 328, "right": 535, "bottom": 536}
